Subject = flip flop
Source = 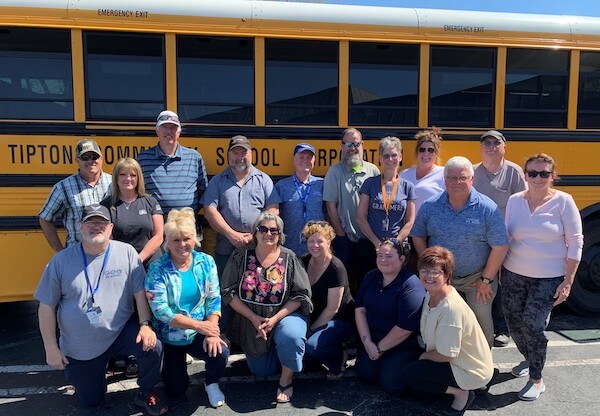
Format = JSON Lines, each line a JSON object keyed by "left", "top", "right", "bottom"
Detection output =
{"left": 276, "top": 382, "right": 293, "bottom": 403}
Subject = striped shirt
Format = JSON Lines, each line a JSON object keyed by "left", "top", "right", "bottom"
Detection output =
{"left": 38, "top": 171, "right": 112, "bottom": 246}
{"left": 137, "top": 143, "right": 208, "bottom": 213}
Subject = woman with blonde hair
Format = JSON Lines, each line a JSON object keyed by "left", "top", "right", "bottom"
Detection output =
{"left": 146, "top": 208, "right": 229, "bottom": 407}
{"left": 101, "top": 157, "right": 163, "bottom": 267}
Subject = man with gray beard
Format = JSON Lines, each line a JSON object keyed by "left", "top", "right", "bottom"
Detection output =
{"left": 323, "top": 128, "right": 379, "bottom": 289}
{"left": 201, "top": 135, "right": 280, "bottom": 276}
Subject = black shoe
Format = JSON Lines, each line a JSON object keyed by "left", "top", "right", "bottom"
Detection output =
{"left": 134, "top": 391, "right": 168, "bottom": 416}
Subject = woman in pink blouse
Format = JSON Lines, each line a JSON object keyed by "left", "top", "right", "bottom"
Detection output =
{"left": 502, "top": 153, "right": 583, "bottom": 402}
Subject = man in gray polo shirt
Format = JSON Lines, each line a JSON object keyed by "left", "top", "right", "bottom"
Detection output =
{"left": 412, "top": 156, "right": 508, "bottom": 348}
{"left": 35, "top": 204, "right": 166, "bottom": 414}
{"left": 201, "top": 135, "right": 280, "bottom": 275}
{"left": 323, "top": 128, "right": 379, "bottom": 288}
{"left": 473, "top": 130, "right": 526, "bottom": 347}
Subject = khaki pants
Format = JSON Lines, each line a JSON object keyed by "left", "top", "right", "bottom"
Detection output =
{"left": 451, "top": 270, "right": 498, "bottom": 348}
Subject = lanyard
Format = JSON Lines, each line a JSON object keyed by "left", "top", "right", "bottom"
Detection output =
{"left": 381, "top": 175, "right": 400, "bottom": 218}
{"left": 81, "top": 242, "right": 111, "bottom": 305}
{"left": 293, "top": 175, "right": 312, "bottom": 221}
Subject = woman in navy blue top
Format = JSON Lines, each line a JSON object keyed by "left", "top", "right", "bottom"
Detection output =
{"left": 354, "top": 238, "right": 426, "bottom": 395}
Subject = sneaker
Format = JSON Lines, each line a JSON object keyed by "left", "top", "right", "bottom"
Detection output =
{"left": 518, "top": 380, "right": 545, "bottom": 401}
{"left": 205, "top": 383, "right": 225, "bottom": 408}
{"left": 511, "top": 361, "right": 530, "bottom": 378}
{"left": 134, "top": 391, "right": 168, "bottom": 416}
{"left": 125, "top": 356, "right": 139, "bottom": 378}
{"left": 186, "top": 353, "right": 194, "bottom": 365}
{"left": 494, "top": 333, "right": 510, "bottom": 347}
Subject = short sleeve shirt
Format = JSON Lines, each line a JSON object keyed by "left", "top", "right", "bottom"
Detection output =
{"left": 360, "top": 174, "right": 416, "bottom": 241}
{"left": 137, "top": 144, "right": 207, "bottom": 213}
{"left": 275, "top": 175, "right": 325, "bottom": 256}
{"left": 34, "top": 241, "right": 145, "bottom": 360}
{"left": 354, "top": 268, "right": 425, "bottom": 346}
{"left": 411, "top": 189, "right": 508, "bottom": 277}
{"left": 473, "top": 160, "right": 526, "bottom": 218}
{"left": 39, "top": 172, "right": 112, "bottom": 246}
{"left": 200, "top": 166, "right": 281, "bottom": 256}
{"left": 323, "top": 161, "right": 380, "bottom": 242}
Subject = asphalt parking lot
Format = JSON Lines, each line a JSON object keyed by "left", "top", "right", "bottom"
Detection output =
{"left": 1, "top": 301, "right": 599, "bottom": 416}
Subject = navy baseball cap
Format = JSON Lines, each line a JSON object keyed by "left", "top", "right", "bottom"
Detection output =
{"left": 294, "top": 143, "right": 315, "bottom": 155}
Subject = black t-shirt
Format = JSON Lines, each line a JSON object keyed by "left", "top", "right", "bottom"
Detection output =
{"left": 301, "top": 254, "right": 354, "bottom": 323}
{"left": 101, "top": 195, "right": 163, "bottom": 265}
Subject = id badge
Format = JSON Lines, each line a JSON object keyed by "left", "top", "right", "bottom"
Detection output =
{"left": 382, "top": 217, "right": 389, "bottom": 232}
{"left": 85, "top": 306, "right": 102, "bottom": 325}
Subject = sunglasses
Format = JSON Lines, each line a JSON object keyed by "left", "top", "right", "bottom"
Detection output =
{"left": 257, "top": 225, "right": 280, "bottom": 235}
{"left": 157, "top": 114, "right": 180, "bottom": 123}
{"left": 79, "top": 154, "right": 101, "bottom": 161}
{"left": 341, "top": 141, "right": 362, "bottom": 148}
{"left": 481, "top": 139, "right": 503, "bottom": 147}
{"left": 526, "top": 170, "right": 553, "bottom": 178}
{"left": 418, "top": 147, "right": 435, "bottom": 154}
{"left": 306, "top": 220, "right": 329, "bottom": 227}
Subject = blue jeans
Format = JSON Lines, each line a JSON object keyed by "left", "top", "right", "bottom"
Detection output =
{"left": 245, "top": 313, "right": 307, "bottom": 376}
{"left": 162, "top": 335, "right": 229, "bottom": 397}
{"left": 64, "top": 318, "right": 163, "bottom": 408}
{"left": 306, "top": 319, "right": 354, "bottom": 372}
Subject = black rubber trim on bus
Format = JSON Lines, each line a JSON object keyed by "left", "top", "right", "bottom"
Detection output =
{"left": 3, "top": 122, "right": 600, "bottom": 142}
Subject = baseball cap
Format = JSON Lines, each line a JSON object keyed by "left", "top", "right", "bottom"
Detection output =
{"left": 156, "top": 110, "right": 181, "bottom": 128}
{"left": 81, "top": 204, "right": 111, "bottom": 223}
{"left": 294, "top": 143, "right": 315, "bottom": 155}
{"left": 228, "top": 135, "right": 251, "bottom": 151}
{"left": 480, "top": 130, "right": 506, "bottom": 142}
{"left": 76, "top": 139, "right": 101, "bottom": 158}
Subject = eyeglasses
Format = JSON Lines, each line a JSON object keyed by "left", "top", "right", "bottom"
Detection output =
{"left": 382, "top": 153, "right": 400, "bottom": 160}
{"left": 419, "top": 269, "right": 444, "bottom": 277}
{"left": 418, "top": 147, "right": 436, "bottom": 154}
{"left": 445, "top": 176, "right": 472, "bottom": 183}
{"left": 341, "top": 141, "right": 362, "bottom": 148}
{"left": 481, "top": 139, "right": 503, "bottom": 147}
{"left": 83, "top": 220, "right": 109, "bottom": 228}
{"left": 79, "top": 154, "right": 101, "bottom": 161}
{"left": 526, "top": 170, "right": 553, "bottom": 178}
{"left": 257, "top": 225, "right": 280, "bottom": 235}
{"left": 157, "top": 114, "right": 180, "bottom": 123}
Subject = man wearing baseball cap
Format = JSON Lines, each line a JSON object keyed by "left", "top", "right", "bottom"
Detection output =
{"left": 35, "top": 204, "right": 167, "bottom": 414}
{"left": 201, "top": 135, "right": 280, "bottom": 275}
{"left": 473, "top": 130, "right": 526, "bottom": 347}
{"left": 275, "top": 143, "right": 325, "bottom": 256}
{"left": 137, "top": 110, "right": 208, "bottom": 218}
{"left": 39, "top": 139, "right": 112, "bottom": 251}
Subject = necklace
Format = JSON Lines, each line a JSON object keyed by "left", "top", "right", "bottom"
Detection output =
{"left": 120, "top": 196, "right": 137, "bottom": 210}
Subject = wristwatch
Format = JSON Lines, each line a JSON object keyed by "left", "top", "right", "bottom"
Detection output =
{"left": 480, "top": 276, "right": 494, "bottom": 285}
{"left": 139, "top": 320, "right": 152, "bottom": 327}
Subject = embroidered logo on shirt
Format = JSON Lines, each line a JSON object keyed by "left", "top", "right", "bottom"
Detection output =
{"left": 138, "top": 209, "right": 147, "bottom": 215}
{"left": 465, "top": 218, "right": 480, "bottom": 224}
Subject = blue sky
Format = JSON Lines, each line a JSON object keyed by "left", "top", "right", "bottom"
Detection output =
{"left": 336, "top": 0, "right": 600, "bottom": 17}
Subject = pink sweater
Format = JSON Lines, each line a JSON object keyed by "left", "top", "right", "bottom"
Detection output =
{"left": 504, "top": 190, "right": 583, "bottom": 278}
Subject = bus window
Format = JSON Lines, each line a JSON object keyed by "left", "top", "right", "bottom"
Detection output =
{"left": 429, "top": 46, "right": 495, "bottom": 127}
{"left": 349, "top": 42, "right": 419, "bottom": 126}
{"left": 177, "top": 36, "right": 254, "bottom": 124}
{"left": 578, "top": 51, "right": 600, "bottom": 129}
{"left": 265, "top": 39, "right": 338, "bottom": 125}
{"left": 505, "top": 48, "right": 569, "bottom": 128}
{"left": 0, "top": 28, "right": 72, "bottom": 120}
{"left": 83, "top": 31, "right": 165, "bottom": 120}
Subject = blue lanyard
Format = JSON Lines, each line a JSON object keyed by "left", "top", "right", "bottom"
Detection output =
{"left": 293, "top": 175, "right": 312, "bottom": 222}
{"left": 81, "top": 242, "right": 111, "bottom": 305}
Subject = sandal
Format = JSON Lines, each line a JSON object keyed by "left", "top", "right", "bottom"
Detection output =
{"left": 326, "top": 370, "right": 344, "bottom": 381}
{"left": 276, "top": 382, "right": 293, "bottom": 403}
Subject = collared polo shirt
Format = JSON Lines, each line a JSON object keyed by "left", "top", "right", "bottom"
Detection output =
{"left": 411, "top": 189, "right": 508, "bottom": 277}
{"left": 39, "top": 171, "right": 112, "bottom": 246}
{"left": 200, "top": 166, "right": 280, "bottom": 256}
{"left": 323, "top": 160, "right": 380, "bottom": 242}
{"left": 137, "top": 143, "right": 207, "bottom": 213}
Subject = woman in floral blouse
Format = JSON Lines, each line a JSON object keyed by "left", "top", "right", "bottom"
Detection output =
{"left": 221, "top": 212, "right": 312, "bottom": 403}
{"left": 145, "top": 208, "right": 228, "bottom": 408}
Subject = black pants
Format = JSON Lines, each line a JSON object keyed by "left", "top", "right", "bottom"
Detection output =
{"left": 400, "top": 359, "right": 460, "bottom": 395}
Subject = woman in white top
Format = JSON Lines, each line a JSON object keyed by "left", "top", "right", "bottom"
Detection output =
{"left": 399, "top": 128, "right": 445, "bottom": 214}
{"left": 503, "top": 153, "right": 583, "bottom": 401}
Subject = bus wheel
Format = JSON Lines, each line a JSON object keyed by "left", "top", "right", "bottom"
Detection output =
{"left": 568, "top": 218, "right": 600, "bottom": 315}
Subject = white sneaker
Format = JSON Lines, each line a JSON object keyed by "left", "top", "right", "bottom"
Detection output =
{"left": 205, "top": 383, "right": 225, "bottom": 408}
{"left": 511, "top": 361, "right": 529, "bottom": 378}
{"left": 518, "top": 380, "right": 545, "bottom": 401}
{"left": 186, "top": 354, "right": 194, "bottom": 365}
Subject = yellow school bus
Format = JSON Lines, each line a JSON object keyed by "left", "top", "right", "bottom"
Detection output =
{"left": 1, "top": 0, "right": 599, "bottom": 313}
